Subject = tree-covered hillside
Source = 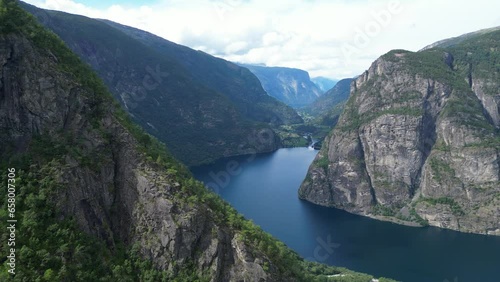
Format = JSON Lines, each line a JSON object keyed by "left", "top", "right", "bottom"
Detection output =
{"left": 20, "top": 2, "right": 303, "bottom": 166}
{"left": 0, "top": 1, "right": 395, "bottom": 281}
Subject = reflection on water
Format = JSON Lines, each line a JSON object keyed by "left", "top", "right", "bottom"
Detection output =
{"left": 192, "top": 148, "right": 500, "bottom": 282}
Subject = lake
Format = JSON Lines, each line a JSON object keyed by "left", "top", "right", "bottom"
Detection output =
{"left": 191, "top": 147, "right": 500, "bottom": 282}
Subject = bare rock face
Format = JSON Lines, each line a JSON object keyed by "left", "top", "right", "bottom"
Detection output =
{"left": 300, "top": 46, "right": 500, "bottom": 235}
{"left": 240, "top": 64, "right": 323, "bottom": 108}
{"left": 0, "top": 32, "right": 289, "bottom": 281}
{"left": 471, "top": 78, "right": 500, "bottom": 128}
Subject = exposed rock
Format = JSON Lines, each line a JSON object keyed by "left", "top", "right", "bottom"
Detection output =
{"left": 0, "top": 32, "right": 282, "bottom": 281}
{"left": 241, "top": 64, "right": 323, "bottom": 108}
{"left": 300, "top": 42, "right": 500, "bottom": 235}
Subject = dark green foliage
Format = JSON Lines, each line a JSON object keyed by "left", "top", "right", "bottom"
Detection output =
{"left": 275, "top": 124, "right": 331, "bottom": 148}
{"left": 0, "top": 163, "right": 183, "bottom": 282}
{"left": 20, "top": 2, "right": 302, "bottom": 166}
{"left": 394, "top": 33, "right": 498, "bottom": 132}
{"left": 373, "top": 204, "right": 430, "bottom": 227}
{"left": 316, "top": 156, "right": 330, "bottom": 170}
{"left": 0, "top": 0, "right": 31, "bottom": 34}
{"left": 339, "top": 30, "right": 499, "bottom": 138}
{"left": 409, "top": 208, "right": 429, "bottom": 226}
{"left": 372, "top": 204, "right": 396, "bottom": 216}
{"left": 304, "top": 78, "right": 353, "bottom": 127}
{"left": 1, "top": 1, "right": 111, "bottom": 126}
{"left": 281, "top": 136, "right": 309, "bottom": 148}
{"left": 381, "top": 49, "right": 412, "bottom": 62}
{"left": 429, "top": 157, "right": 456, "bottom": 183}
{"left": 0, "top": 2, "right": 398, "bottom": 281}
{"left": 419, "top": 197, "right": 465, "bottom": 216}
{"left": 465, "top": 136, "right": 500, "bottom": 149}
{"left": 340, "top": 105, "right": 423, "bottom": 132}
{"left": 433, "top": 140, "right": 452, "bottom": 152}
{"left": 337, "top": 75, "right": 425, "bottom": 133}
{"left": 447, "top": 29, "right": 500, "bottom": 95}
{"left": 401, "top": 50, "right": 463, "bottom": 86}
{"left": 135, "top": 166, "right": 389, "bottom": 281}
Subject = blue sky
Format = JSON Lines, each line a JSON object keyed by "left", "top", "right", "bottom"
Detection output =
{"left": 24, "top": 0, "right": 500, "bottom": 79}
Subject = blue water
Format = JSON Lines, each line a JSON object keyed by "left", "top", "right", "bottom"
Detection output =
{"left": 191, "top": 148, "right": 500, "bottom": 282}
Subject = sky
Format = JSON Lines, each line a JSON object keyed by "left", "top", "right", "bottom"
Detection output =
{"left": 24, "top": 0, "right": 500, "bottom": 80}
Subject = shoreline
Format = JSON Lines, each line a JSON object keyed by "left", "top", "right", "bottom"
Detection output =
{"left": 366, "top": 215, "right": 423, "bottom": 228}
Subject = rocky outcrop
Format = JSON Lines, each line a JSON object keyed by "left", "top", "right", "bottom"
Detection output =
{"left": 0, "top": 32, "right": 274, "bottom": 280}
{"left": 0, "top": 2, "right": 396, "bottom": 281}
{"left": 300, "top": 42, "right": 500, "bottom": 235}
{"left": 471, "top": 77, "right": 500, "bottom": 128}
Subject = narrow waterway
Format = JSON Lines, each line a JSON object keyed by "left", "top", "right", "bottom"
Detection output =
{"left": 192, "top": 148, "right": 500, "bottom": 282}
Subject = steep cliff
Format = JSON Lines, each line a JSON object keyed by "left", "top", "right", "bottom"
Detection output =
{"left": 240, "top": 64, "right": 323, "bottom": 108}
{"left": 21, "top": 2, "right": 303, "bottom": 166}
{"left": 300, "top": 29, "right": 500, "bottom": 235}
{"left": 0, "top": 1, "right": 390, "bottom": 281}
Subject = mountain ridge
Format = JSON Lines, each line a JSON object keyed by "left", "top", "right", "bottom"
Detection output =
{"left": 21, "top": 2, "right": 302, "bottom": 166}
{"left": 304, "top": 78, "right": 353, "bottom": 127}
{"left": 240, "top": 63, "right": 323, "bottom": 108}
{"left": 0, "top": 1, "right": 394, "bottom": 280}
{"left": 421, "top": 26, "right": 500, "bottom": 50}
{"left": 312, "top": 77, "right": 339, "bottom": 93}
{"left": 300, "top": 28, "right": 500, "bottom": 235}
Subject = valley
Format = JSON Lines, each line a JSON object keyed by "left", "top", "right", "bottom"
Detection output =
{"left": 193, "top": 148, "right": 500, "bottom": 282}
{"left": 1, "top": 0, "right": 499, "bottom": 281}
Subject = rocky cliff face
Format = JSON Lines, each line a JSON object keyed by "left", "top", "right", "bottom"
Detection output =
{"left": 1, "top": 3, "right": 389, "bottom": 280}
{"left": 241, "top": 64, "right": 323, "bottom": 108}
{"left": 0, "top": 31, "right": 274, "bottom": 281}
{"left": 300, "top": 30, "right": 500, "bottom": 235}
{"left": 0, "top": 6, "right": 323, "bottom": 280}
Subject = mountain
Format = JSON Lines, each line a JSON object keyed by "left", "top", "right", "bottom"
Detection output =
{"left": 300, "top": 28, "right": 500, "bottom": 235}
{"left": 304, "top": 78, "right": 353, "bottom": 126}
{"left": 0, "top": 1, "right": 393, "bottom": 281}
{"left": 240, "top": 64, "right": 323, "bottom": 108}
{"left": 21, "top": 2, "right": 303, "bottom": 166}
{"left": 312, "top": 77, "right": 339, "bottom": 93}
{"left": 421, "top": 26, "right": 500, "bottom": 50}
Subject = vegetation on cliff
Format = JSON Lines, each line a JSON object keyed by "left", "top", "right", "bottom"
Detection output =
{"left": 20, "top": 2, "right": 303, "bottom": 167}
{"left": 300, "top": 27, "right": 500, "bottom": 235}
{"left": 1, "top": 1, "right": 395, "bottom": 281}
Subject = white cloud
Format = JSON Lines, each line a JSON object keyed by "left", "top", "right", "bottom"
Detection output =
{"left": 24, "top": 0, "right": 500, "bottom": 80}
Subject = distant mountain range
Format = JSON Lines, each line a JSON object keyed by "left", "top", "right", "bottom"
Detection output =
{"left": 22, "top": 2, "right": 302, "bottom": 166}
{"left": 311, "top": 77, "right": 339, "bottom": 93}
{"left": 240, "top": 64, "right": 323, "bottom": 108}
